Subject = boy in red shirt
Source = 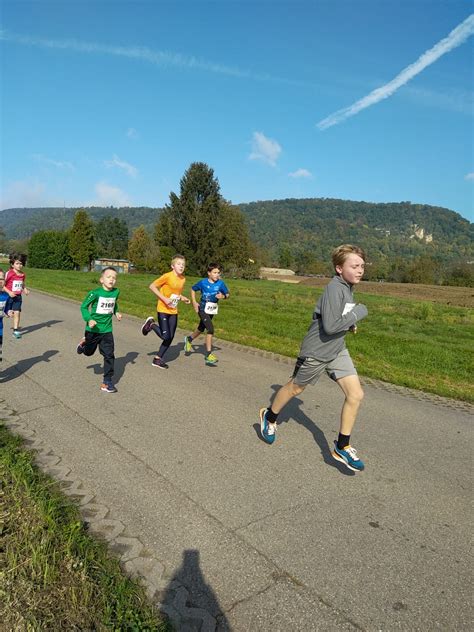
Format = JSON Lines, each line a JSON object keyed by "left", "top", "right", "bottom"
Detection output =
{"left": 141, "top": 254, "right": 191, "bottom": 369}
{"left": 5, "top": 253, "right": 29, "bottom": 338}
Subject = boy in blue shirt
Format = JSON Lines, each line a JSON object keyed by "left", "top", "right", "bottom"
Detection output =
{"left": 184, "top": 263, "right": 229, "bottom": 366}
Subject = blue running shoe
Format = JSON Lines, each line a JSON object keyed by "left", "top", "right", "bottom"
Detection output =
{"left": 332, "top": 441, "right": 365, "bottom": 471}
{"left": 259, "top": 407, "right": 276, "bottom": 444}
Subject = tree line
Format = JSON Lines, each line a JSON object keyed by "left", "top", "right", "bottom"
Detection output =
{"left": 16, "top": 163, "right": 258, "bottom": 278}
{"left": 0, "top": 162, "right": 472, "bottom": 286}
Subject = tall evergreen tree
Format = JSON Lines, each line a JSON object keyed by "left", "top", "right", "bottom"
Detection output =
{"left": 69, "top": 210, "right": 96, "bottom": 270}
{"left": 95, "top": 216, "right": 129, "bottom": 258}
{"left": 156, "top": 162, "right": 253, "bottom": 274}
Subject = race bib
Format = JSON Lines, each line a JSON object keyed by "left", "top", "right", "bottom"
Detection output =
{"left": 342, "top": 302, "right": 355, "bottom": 316}
{"left": 96, "top": 296, "right": 116, "bottom": 314}
{"left": 12, "top": 280, "right": 23, "bottom": 292}
{"left": 204, "top": 301, "right": 218, "bottom": 315}
{"left": 169, "top": 293, "right": 180, "bottom": 309}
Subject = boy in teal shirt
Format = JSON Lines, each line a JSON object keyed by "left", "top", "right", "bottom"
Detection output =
{"left": 76, "top": 267, "right": 122, "bottom": 393}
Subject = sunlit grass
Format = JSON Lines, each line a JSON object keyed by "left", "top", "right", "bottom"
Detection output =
{"left": 26, "top": 268, "right": 474, "bottom": 402}
{"left": 0, "top": 424, "right": 170, "bottom": 630}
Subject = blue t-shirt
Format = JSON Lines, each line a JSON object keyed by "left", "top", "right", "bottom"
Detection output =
{"left": 192, "top": 278, "right": 229, "bottom": 310}
{"left": 0, "top": 290, "right": 9, "bottom": 335}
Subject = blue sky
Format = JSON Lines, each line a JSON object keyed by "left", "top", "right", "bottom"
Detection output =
{"left": 1, "top": 0, "right": 473, "bottom": 221}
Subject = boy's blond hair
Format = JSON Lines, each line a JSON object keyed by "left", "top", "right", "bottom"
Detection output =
{"left": 171, "top": 254, "right": 186, "bottom": 265}
{"left": 332, "top": 244, "right": 366, "bottom": 270}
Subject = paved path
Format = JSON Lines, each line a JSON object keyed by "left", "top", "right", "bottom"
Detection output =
{"left": 1, "top": 291, "right": 472, "bottom": 631}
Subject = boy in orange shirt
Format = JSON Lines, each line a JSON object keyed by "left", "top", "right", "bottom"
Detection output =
{"left": 141, "top": 254, "right": 190, "bottom": 369}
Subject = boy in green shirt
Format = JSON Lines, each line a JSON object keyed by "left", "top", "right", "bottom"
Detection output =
{"left": 76, "top": 267, "right": 122, "bottom": 393}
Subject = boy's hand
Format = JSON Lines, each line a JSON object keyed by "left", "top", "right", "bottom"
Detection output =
{"left": 216, "top": 292, "right": 225, "bottom": 299}
{"left": 349, "top": 324, "right": 357, "bottom": 334}
{"left": 116, "top": 312, "right": 122, "bottom": 321}
{"left": 180, "top": 296, "right": 191, "bottom": 304}
{"left": 23, "top": 288, "right": 30, "bottom": 295}
{"left": 7, "top": 310, "right": 14, "bottom": 318}
{"left": 88, "top": 319, "right": 97, "bottom": 328}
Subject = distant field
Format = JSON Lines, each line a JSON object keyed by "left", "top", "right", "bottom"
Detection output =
{"left": 24, "top": 268, "right": 474, "bottom": 402}
{"left": 265, "top": 275, "right": 473, "bottom": 308}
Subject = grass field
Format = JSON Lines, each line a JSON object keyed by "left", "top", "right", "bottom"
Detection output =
{"left": 0, "top": 424, "right": 169, "bottom": 631}
{"left": 24, "top": 268, "right": 474, "bottom": 402}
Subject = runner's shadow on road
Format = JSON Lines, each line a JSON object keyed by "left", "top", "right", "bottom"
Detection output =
{"left": 19, "top": 320, "right": 63, "bottom": 335}
{"left": 161, "top": 549, "right": 230, "bottom": 630}
{"left": 146, "top": 345, "right": 181, "bottom": 363}
{"left": 253, "top": 384, "right": 354, "bottom": 476}
{"left": 86, "top": 351, "right": 138, "bottom": 384}
{"left": 0, "top": 350, "right": 59, "bottom": 383}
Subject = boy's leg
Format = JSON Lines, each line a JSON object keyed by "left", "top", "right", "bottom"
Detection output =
{"left": 332, "top": 372, "right": 365, "bottom": 471}
{"left": 99, "top": 332, "right": 115, "bottom": 384}
{"left": 184, "top": 323, "right": 202, "bottom": 353}
{"left": 153, "top": 314, "right": 178, "bottom": 366}
{"left": 82, "top": 331, "right": 100, "bottom": 356}
{"left": 271, "top": 379, "right": 306, "bottom": 415}
{"left": 336, "top": 374, "right": 364, "bottom": 437}
{"left": 259, "top": 356, "right": 320, "bottom": 444}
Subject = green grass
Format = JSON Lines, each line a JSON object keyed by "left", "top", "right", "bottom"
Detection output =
{"left": 0, "top": 423, "right": 170, "bottom": 631}
{"left": 26, "top": 268, "right": 474, "bottom": 402}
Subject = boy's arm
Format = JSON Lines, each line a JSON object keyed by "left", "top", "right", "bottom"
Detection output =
{"left": 80, "top": 290, "right": 97, "bottom": 323}
{"left": 148, "top": 281, "right": 172, "bottom": 308}
{"left": 114, "top": 292, "right": 122, "bottom": 320}
{"left": 319, "top": 286, "right": 367, "bottom": 335}
{"left": 217, "top": 281, "right": 229, "bottom": 299}
{"left": 191, "top": 289, "right": 199, "bottom": 312}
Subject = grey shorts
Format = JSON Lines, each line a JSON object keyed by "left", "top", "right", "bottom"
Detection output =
{"left": 291, "top": 348, "right": 357, "bottom": 386}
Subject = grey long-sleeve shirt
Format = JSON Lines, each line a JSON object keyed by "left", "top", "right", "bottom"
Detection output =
{"left": 299, "top": 275, "right": 368, "bottom": 362}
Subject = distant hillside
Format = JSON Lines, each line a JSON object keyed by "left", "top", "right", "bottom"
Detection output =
{"left": 1, "top": 198, "right": 472, "bottom": 264}
{"left": 239, "top": 198, "right": 473, "bottom": 263}
{"left": 0, "top": 206, "right": 163, "bottom": 240}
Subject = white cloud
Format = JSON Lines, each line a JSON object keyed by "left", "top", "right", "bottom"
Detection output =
{"left": 127, "top": 127, "right": 139, "bottom": 140}
{"left": 249, "top": 132, "right": 282, "bottom": 167}
{"left": 465, "top": 172, "right": 474, "bottom": 180}
{"left": 93, "top": 181, "right": 131, "bottom": 207}
{"left": 32, "top": 154, "right": 75, "bottom": 170}
{"left": 104, "top": 154, "right": 138, "bottom": 178}
{"left": 289, "top": 168, "right": 312, "bottom": 179}
{"left": 317, "top": 14, "right": 474, "bottom": 130}
{"left": 0, "top": 31, "right": 312, "bottom": 88}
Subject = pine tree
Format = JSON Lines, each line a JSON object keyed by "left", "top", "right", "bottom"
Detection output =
{"left": 69, "top": 210, "right": 96, "bottom": 270}
{"left": 95, "top": 216, "right": 129, "bottom": 258}
{"left": 156, "top": 162, "right": 253, "bottom": 274}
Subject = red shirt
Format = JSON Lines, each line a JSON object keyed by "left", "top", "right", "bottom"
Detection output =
{"left": 5, "top": 269, "right": 26, "bottom": 295}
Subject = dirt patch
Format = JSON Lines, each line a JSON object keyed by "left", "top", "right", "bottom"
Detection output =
{"left": 263, "top": 275, "right": 473, "bottom": 308}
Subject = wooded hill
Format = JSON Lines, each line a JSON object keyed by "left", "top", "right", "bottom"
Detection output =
{"left": 1, "top": 198, "right": 472, "bottom": 265}
{"left": 238, "top": 198, "right": 473, "bottom": 264}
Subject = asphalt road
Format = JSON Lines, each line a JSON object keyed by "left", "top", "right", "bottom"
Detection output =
{"left": 1, "top": 291, "right": 472, "bottom": 631}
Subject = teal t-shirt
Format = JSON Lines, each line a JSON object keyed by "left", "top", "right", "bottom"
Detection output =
{"left": 80, "top": 287, "right": 120, "bottom": 333}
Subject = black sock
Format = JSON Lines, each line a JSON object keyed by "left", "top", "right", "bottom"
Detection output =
{"left": 337, "top": 433, "right": 351, "bottom": 450}
{"left": 266, "top": 407, "right": 278, "bottom": 423}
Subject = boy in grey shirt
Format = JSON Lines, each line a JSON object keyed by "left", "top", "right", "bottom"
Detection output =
{"left": 259, "top": 244, "right": 368, "bottom": 471}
